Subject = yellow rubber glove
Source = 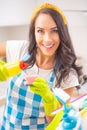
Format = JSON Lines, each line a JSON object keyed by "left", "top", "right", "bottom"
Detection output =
{"left": 0, "top": 60, "right": 9, "bottom": 81}
{"left": 30, "top": 78, "right": 61, "bottom": 116}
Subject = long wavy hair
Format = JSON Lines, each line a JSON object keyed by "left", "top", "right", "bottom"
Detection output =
{"left": 26, "top": 8, "right": 83, "bottom": 86}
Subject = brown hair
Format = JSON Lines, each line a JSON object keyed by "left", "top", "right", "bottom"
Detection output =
{"left": 26, "top": 8, "right": 83, "bottom": 86}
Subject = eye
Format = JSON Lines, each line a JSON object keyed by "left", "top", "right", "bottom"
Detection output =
{"left": 37, "top": 29, "right": 44, "bottom": 33}
{"left": 51, "top": 29, "right": 59, "bottom": 33}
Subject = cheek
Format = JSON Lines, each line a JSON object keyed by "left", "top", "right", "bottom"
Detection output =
{"left": 35, "top": 34, "right": 42, "bottom": 44}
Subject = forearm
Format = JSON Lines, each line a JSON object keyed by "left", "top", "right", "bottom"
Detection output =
{"left": 64, "top": 87, "right": 75, "bottom": 102}
{"left": 0, "top": 42, "right": 6, "bottom": 57}
{"left": 46, "top": 115, "right": 54, "bottom": 123}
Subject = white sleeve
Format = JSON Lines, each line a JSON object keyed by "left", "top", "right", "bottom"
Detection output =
{"left": 6, "top": 40, "right": 29, "bottom": 62}
{"left": 60, "top": 69, "right": 79, "bottom": 89}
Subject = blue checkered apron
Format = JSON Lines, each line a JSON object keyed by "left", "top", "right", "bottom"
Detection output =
{"left": 0, "top": 70, "right": 48, "bottom": 130}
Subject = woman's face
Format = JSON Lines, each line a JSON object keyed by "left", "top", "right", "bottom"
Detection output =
{"left": 35, "top": 13, "right": 60, "bottom": 57}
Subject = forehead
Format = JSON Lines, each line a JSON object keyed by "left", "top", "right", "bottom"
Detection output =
{"left": 35, "top": 13, "right": 57, "bottom": 28}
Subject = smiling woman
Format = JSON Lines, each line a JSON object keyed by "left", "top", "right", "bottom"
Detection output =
{"left": 0, "top": 3, "right": 83, "bottom": 130}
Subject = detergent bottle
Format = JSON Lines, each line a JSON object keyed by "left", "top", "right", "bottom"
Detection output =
{"left": 56, "top": 105, "right": 82, "bottom": 130}
{"left": 4, "top": 61, "right": 28, "bottom": 77}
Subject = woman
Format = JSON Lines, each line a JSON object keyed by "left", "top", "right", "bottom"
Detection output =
{"left": 0, "top": 3, "right": 82, "bottom": 130}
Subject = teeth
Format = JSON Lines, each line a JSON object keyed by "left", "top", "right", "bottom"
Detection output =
{"left": 43, "top": 44, "right": 53, "bottom": 48}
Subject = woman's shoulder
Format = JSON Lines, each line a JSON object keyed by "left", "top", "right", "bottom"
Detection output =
{"left": 6, "top": 40, "right": 29, "bottom": 47}
{"left": 60, "top": 68, "right": 79, "bottom": 89}
{"left": 6, "top": 40, "right": 29, "bottom": 61}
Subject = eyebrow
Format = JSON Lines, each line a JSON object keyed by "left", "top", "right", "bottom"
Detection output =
{"left": 35, "top": 27, "right": 58, "bottom": 30}
{"left": 51, "top": 27, "right": 58, "bottom": 30}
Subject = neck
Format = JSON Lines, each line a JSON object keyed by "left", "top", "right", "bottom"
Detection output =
{"left": 36, "top": 49, "right": 55, "bottom": 70}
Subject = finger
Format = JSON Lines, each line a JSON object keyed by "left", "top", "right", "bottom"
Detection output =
{"left": 30, "top": 83, "right": 43, "bottom": 92}
{"left": 33, "top": 82, "right": 46, "bottom": 89}
{"left": 30, "top": 85, "right": 40, "bottom": 93}
{"left": 35, "top": 77, "right": 47, "bottom": 83}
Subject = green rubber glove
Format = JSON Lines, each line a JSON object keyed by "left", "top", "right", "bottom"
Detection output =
{"left": 30, "top": 78, "right": 61, "bottom": 116}
{"left": 0, "top": 60, "right": 9, "bottom": 81}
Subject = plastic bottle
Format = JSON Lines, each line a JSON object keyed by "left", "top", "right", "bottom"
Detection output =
{"left": 4, "top": 61, "right": 28, "bottom": 77}
{"left": 56, "top": 106, "right": 82, "bottom": 130}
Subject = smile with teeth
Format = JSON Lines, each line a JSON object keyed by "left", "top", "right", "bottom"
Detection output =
{"left": 43, "top": 44, "right": 54, "bottom": 48}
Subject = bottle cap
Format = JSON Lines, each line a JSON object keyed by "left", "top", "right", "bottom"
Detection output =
{"left": 20, "top": 61, "right": 28, "bottom": 70}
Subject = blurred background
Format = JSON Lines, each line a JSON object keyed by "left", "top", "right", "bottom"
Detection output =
{"left": 0, "top": 0, "right": 87, "bottom": 122}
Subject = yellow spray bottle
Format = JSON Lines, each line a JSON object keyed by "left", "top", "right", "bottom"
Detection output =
{"left": 4, "top": 61, "right": 28, "bottom": 77}
{"left": 0, "top": 60, "right": 28, "bottom": 81}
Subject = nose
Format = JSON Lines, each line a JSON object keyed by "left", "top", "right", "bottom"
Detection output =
{"left": 43, "top": 32, "right": 51, "bottom": 42}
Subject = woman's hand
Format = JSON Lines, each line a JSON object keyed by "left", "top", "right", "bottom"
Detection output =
{"left": 30, "top": 78, "right": 54, "bottom": 102}
{"left": 25, "top": 77, "right": 60, "bottom": 116}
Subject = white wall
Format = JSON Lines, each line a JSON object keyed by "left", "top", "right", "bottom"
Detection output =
{"left": 0, "top": 25, "right": 29, "bottom": 41}
{"left": 37, "top": 0, "right": 87, "bottom": 10}
{"left": 0, "top": 0, "right": 36, "bottom": 26}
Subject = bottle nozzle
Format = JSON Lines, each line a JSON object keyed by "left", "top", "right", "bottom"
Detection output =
{"left": 20, "top": 61, "right": 28, "bottom": 69}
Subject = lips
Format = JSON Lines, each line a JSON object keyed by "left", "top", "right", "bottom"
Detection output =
{"left": 43, "top": 44, "right": 54, "bottom": 48}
